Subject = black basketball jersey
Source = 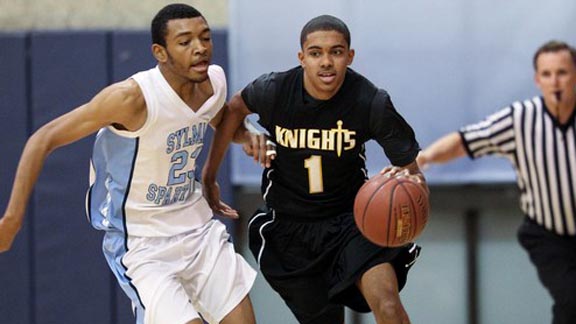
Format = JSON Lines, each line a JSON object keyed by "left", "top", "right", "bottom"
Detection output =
{"left": 241, "top": 66, "right": 419, "bottom": 219}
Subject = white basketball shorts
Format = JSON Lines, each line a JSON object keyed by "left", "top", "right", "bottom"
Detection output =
{"left": 120, "top": 219, "right": 256, "bottom": 324}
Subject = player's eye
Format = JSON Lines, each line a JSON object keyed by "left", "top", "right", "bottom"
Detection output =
{"left": 201, "top": 33, "right": 212, "bottom": 42}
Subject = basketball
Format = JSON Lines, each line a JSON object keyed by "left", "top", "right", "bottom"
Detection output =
{"left": 354, "top": 174, "right": 429, "bottom": 247}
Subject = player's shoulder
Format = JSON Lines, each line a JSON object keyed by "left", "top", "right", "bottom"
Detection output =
{"left": 244, "top": 67, "right": 300, "bottom": 98}
{"left": 345, "top": 68, "right": 380, "bottom": 96}
{"left": 346, "top": 68, "right": 378, "bottom": 87}
{"left": 108, "top": 78, "right": 144, "bottom": 101}
{"left": 343, "top": 68, "right": 381, "bottom": 106}
{"left": 94, "top": 78, "right": 145, "bottom": 113}
{"left": 256, "top": 66, "right": 301, "bottom": 84}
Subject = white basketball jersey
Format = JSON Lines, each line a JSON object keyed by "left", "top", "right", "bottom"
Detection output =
{"left": 87, "top": 65, "right": 226, "bottom": 237}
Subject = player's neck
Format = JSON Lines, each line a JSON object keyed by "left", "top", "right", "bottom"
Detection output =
{"left": 158, "top": 65, "right": 213, "bottom": 111}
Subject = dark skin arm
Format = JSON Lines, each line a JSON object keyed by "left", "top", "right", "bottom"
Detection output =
{"left": 202, "top": 92, "right": 277, "bottom": 217}
{"left": 0, "top": 80, "right": 146, "bottom": 252}
{"left": 201, "top": 93, "right": 253, "bottom": 217}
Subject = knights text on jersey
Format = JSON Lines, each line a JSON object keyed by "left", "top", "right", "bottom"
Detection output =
{"left": 87, "top": 65, "right": 226, "bottom": 236}
{"left": 241, "top": 67, "right": 419, "bottom": 219}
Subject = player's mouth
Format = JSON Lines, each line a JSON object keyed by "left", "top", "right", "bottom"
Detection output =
{"left": 191, "top": 60, "right": 209, "bottom": 73}
{"left": 318, "top": 71, "right": 336, "bottom": 84}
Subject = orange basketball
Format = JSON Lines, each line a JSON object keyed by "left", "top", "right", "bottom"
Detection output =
{"left": 354, "top": 174, "right": 429, "bottom": 247}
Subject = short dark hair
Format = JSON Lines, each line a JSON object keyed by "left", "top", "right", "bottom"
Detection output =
{"left": 300, "top": 15, "right": 351, "bottom": 49}
{"left": 533, "top": 40, "right": 576, "bottom": 70}
{"left": 151, "top": 3, "right": 204, "bottom": 47}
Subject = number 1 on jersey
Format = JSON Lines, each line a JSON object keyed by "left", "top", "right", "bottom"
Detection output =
{"left": 304, "top": 155, "right": 324, "bottom": 194}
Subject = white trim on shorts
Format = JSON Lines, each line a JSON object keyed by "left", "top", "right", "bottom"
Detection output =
{"left": 248, "top": 209, "right": 277, "bottom": 266}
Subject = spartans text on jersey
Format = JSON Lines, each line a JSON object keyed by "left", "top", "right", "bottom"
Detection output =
{"left": 146, "top": 123, "right": 207, "bottom": 206}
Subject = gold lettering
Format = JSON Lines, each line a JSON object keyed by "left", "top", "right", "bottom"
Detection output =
{"left": 275, "top": 126, "right": 286, "bottom": 147}
{"left": 274, "top": 121, "right": 357, "bottom": 154}
{"left": 285, "top": 129, "right": 298, "bottom": 148}
{"left": 336, "top": 121, "right": 344, "bottom": 157}
{"left": 321, "top": 130, "right": 334, "bottom": 150}
{"left": 299, "top": 129, "right": 307, "bottom": 148}
{"left": 396, "top": 204, "right": 412, "bottom": 239}
{"left": 344, "top": 131, "right": 356, "bottom": 150}
{"left": 307, "top": 129, "right": 321, "bottom": 149}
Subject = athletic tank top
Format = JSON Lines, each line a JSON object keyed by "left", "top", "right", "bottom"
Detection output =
{"left": 87, "top": 65, "right": 226, "bottom": 236}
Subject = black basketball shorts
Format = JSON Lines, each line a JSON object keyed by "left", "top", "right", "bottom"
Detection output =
{"left": 248, "top": 206, "right": 421, "bottom": 324}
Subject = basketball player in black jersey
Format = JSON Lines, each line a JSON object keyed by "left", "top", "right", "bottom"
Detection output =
{"left": 203, "top": 15, "right": 428, "bottom": 324}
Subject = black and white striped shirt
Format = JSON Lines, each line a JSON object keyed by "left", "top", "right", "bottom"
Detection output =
{"left": 460, "top": 96, "right": 576, "bottom": 236}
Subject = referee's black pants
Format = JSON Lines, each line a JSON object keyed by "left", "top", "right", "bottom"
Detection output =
{"left": 518, "top": 217, "right": 576, "bottom": 324}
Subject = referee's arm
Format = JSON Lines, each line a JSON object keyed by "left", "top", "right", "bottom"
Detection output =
{"left": 416, "top": 132, "right": 467, "bottom": 169}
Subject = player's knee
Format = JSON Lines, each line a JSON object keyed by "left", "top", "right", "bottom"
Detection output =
{"left": 220, "top": 295, "right": 256, "bottom": 324}
{"left": 373, "top": 297, "right": 404, "bottom": 321}
{"left": 366, "top": 286, "right": 406, "bottom": 323}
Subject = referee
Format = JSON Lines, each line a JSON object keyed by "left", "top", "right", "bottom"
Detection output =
{"left": 417, "top": 40, "right": 576, "bottom": 324}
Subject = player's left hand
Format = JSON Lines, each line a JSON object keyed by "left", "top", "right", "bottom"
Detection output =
{"left": 202, "top": 181, "right": 239, "bottom": 219}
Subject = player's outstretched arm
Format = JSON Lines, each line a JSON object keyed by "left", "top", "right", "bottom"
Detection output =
{"left": 416, "top": 132, "right": 467, "bottom": 170}
{"left": 0, "top": 80, "right": 145, "bottom": 253}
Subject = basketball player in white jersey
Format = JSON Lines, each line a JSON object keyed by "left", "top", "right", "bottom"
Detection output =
{"left": 0, "top": 4, "right": 257, "bottom": 324}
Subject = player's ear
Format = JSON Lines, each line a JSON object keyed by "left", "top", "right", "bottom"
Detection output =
{"left": 298, "top": 51, "right": 305, "bottom": 67}
{"left": 152, "top": 44, "right": 168, "bottom": 63}
{"left": 347, "top": 48, "right": 355, "bottom": 66}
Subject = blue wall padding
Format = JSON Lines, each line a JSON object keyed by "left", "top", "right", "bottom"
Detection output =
{"left": 110, "top": 31, "right": 157, "bottom": 82}
{"left": 0, "top": 33, "right": 33, "bottom": 324}
{"left": 30, "top": 31, "right": 112, "bottom": 324}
